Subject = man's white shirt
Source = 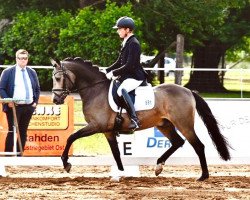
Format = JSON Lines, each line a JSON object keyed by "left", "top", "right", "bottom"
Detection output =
{"left": 13, "top": 65, "right": 33, "bottom": 104}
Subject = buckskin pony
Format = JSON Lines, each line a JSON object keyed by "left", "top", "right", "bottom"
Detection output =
{"left": 51, "top": 57, "right": 231, "bottom": 181}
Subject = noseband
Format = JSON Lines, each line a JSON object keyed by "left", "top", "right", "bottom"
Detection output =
{"left": 52, "top": 64, "right": 76, "bottom": 99}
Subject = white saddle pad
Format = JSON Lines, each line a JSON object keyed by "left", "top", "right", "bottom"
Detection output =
{"left": 108, "top": 80, "right": 155, "bottom": 113}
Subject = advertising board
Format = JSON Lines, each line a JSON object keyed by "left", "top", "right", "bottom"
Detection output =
{"left": 0, "top": 96, "right": 74, "bottom": 156}
{"left": 116, "top": 100, "right": 250, "bottom": 162}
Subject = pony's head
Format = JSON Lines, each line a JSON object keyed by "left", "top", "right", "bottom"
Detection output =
{"left": 51, "top": 58, "right": 76, "bottom": 104}
{"left": 51, "top": 57, "right": 108, "bottom": 104}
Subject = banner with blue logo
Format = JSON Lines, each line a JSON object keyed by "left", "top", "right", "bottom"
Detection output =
{"left": 116, "top": 100, "right": 250, "bottom": 163}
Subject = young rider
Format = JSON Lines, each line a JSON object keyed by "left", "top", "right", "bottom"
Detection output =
{"left": 103, "top": 16, "right": 147, "bottom": 129}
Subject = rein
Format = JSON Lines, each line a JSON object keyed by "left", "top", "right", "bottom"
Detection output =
{"left": 77, "top": 79, "right": 109, "bottom": 92}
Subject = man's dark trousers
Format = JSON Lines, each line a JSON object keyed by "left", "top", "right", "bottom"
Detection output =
{"left": 5, "top": 105, "right": 35, "bottom": 153}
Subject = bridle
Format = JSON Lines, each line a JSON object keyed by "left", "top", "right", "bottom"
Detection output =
{"left": 52, "top": 63, "right": 109, "bottom": 100}
{"left": 52, "top": 64, "right": 76, "bottom": 99}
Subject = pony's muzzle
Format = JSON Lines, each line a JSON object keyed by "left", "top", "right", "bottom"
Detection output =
{"left": 52, "top": 88, "right": 68, "bottom": 105}
{"left": 52, "top": 93, "right": 65, "bottom": 105}
{"left": 53, "top": 96, "right": 65, "bottom": 105}
{"left": 53, "top": 98, "right": 64, "bottom": 105}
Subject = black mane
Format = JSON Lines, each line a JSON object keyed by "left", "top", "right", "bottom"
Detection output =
{"left": 63, "top": 57, "right": 100, "bottom": 73}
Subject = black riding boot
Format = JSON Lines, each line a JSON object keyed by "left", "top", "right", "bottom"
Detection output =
{"left": 121, "top": 89, "right": 140, "bottom": 129}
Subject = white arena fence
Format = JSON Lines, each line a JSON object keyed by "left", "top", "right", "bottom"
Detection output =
{"left": 2, "top": 65, "right": 250, "bottom": 94}
{"left": 145, "top": 67, "right": 250, "bottom": 98}
{"left": 1, "top": 65, "right": 250, "bottom": 170}
{"left": 1, "top": 65, "right": 250, "bottom": 96}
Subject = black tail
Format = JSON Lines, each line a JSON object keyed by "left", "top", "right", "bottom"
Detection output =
{"left": 192, "top": 91, "right": 231, "bottom": 161}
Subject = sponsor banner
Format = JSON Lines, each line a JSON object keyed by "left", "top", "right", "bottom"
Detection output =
{"left": 29, "top": 104, "right": 69, "bottom": 130}
{"left": 0, "top": 96, "right": 74, "bottom": 156}
{"left": 117, "top": 100, "right": 250, "bottom": 159}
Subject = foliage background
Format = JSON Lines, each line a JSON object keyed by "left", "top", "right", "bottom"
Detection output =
{"left": 0, "top": 0, "right": 249, "bottom": 91}
{"left": 0, "top": 2, "right": 141, "bottom": 90}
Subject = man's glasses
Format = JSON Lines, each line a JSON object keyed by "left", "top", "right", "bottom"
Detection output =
{"left": 17, "top": 57, "right": 28, "bottom": 60}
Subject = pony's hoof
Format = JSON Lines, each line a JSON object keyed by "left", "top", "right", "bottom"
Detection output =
{"left": 64, "top": 163, "right": 72, "bottom": 173}
{"left": 197, "top": 174, "right": 209, "bottom": 181}
{"left": 155, "top": 163, "right": 163, "bottom": 176}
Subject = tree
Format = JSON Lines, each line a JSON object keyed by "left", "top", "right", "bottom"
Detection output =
{"left": 133, "top": 0, "right": 250, "bottom": 92}
{"left": 0, "top": 0, "right": 79, "bottom": 19}
{"left": 0, "top": 0, "right": 80, "bottom": 65}
{"left": 0, "top": 11, "right": 73, "bottom": 90}
{"left": 185, "top": 1, "right": 250, "bottom": 92}
{"left": 0, "top": 2, "right": 139, "bottom": 89}
{"left": 1, "top": 0, "right": 249, "bottom": 92}
{"left": 0, "top": 11, "right": 72, "bottom": 65}
{"left": 78, "top": 0, "right": 106, "bottom": 8}
{"left": 57, "top": 2, "right": 142, "bottom": 66}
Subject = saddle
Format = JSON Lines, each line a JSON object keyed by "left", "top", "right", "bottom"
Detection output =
{"left": 108, "top": 80, "right": 155, "bottom": 113}
{"left": 108, "top": 80, "right": 155, "bottom": 134}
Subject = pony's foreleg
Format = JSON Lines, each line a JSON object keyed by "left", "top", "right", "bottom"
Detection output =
{"left": 155, "top": 126, "right": 185, "bottom": 176}
{"left": 61, "top": 126, "right": 96, "bottom": 172}
{"left": 105, "top": 133, "right": 124, "bottom": 171}
{"left": 61, "top": 133, "right": 74, "bottom": 172}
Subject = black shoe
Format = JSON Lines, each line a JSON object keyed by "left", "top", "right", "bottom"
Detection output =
{"left": 128, "top": 119, "right": 140, "bottom": 129}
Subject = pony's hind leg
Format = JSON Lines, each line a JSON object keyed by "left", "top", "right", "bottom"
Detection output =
{"left": 155, "top": 120, "right": 185, "bottom": 176}
{"left": 187, "top": 131, "right": 209, "bottom": 181}
{"left": 177, "top": 125, "right": 209, "bottom": 181}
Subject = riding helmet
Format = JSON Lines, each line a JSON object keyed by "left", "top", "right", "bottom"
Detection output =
{"left": 113, "top": 16, "right": 135, "bottom": 30}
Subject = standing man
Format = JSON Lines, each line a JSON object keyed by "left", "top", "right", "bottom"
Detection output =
{"left": 0, "top": 49, "right": 40, "bottom": 154}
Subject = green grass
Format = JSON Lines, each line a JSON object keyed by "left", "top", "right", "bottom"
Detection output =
{"left": 73, "top": 133, "right": 111, "bottom": 156}
{"left": 72, "top": 101, "right": 111, "bottom": 156}
{"left": 200, "top": 91, "right": 250, "bottom": 98}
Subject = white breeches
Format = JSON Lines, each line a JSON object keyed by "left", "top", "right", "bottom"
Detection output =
{"left": 117, "top": 78, "right": 143, "bottom": 97}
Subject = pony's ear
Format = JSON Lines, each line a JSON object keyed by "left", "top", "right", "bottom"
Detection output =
{"left": 50, "top": 58, "right": 61, "bottom": 68}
